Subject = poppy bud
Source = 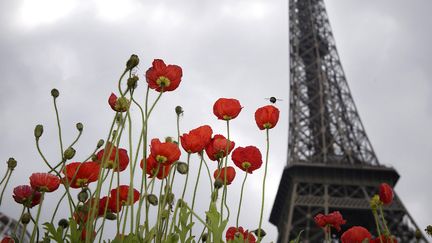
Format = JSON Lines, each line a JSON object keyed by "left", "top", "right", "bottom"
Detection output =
{"left": 51, "top": 88, "right": 59, "bottom": 98}
{"left": 214, "top": 178, "right": 223, "bottom": 189}
{"left": 34, "top": 124, "right": 44, "bottom": 139}
{"left": 175, "top": 106, "right": 184, "bottom": 116}
{"left": 7, "top": 157, "right": 17, "bottom": 170}
{"left": 58, "top": 218, "right": 69, "bottom": 228}
{"left": 78, "top": 190, "right": 89, "bottom": 203}
{"left": 126, "top": 54, "right": 139, "bottom": 70}
{"left": 161, "top": 209, "right": 169, "bottom": 219}
{"left": 425, "top": 225, "right": 432, "bottom": 236}
{"left": 76, "top": 122, "right": 83, "bottom": 131}
{"left": 165, "top": 193, "right": 175, "bottom": 204}
{"left": 253, "top": 229, "right": 267, "bottom": 238}
{"left": 415, "top": 229, "right": 422, "bottom": 240}
{"left": 202, "top": 233, "right": 208, "bottom": 242}
{"left": 21, "top": 213, "right": 31, "bottom": 224}
{"left": 105, "top": 212, "right": 117, "bottom": 220}
{"left": 177, "top": 199, "right": 187, "bottom": 208}
{"left": 97, "top": 139, "right": 104, "bottom": 148}
{"left": 127, "top": 76, "right": 139, "bottom": 89}
{"left": 147, "top": 194, "right": 158, "bottom": 206}
{"left": 176, "top": 162, "right": 188, "bottom": 174}
{"left": 64, "top": 147, "right": 76, "bottom": 160}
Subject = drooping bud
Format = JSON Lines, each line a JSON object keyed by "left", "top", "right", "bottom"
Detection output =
{"left": 51, "top": 88, "right": 59, "bottom": 98}
{"left": 58, "top": 218, "right": 69, "bottom": 228}
{"left": 175, "top": 106, "right": 183, "bottom": 116}
{"left": 97, "top": 139, "right": 104, "bottom": 148}
{"left": 76, "top": 122, "right": 83, "bottom": 132}
{"left": 147, "top": 194, "right": 158, "bottom": 206}
{"left": 176, "top": 162, "right": 188, "bottom": 174}
{"left": 126, "top": 54, "right": 139, "bottom": 71}
{"left": 21, "top": 213, "right": 31, "bottom": 224}
{"left": 127, "top": 76, "right": 139, "bottom": 89}
{"left": 202, "top": 233, "right": 208, "bottom": 242}
{"left": 7, "top": 157, "right": 17, "bottom": 170}
{"left": 64, "top": 147, "right": 76, "bottom": 160}
{"left": 78, "top": 189, "right": 89, "bottom": 203}
{"left": 214, "top": 178, "right": 223, "bottom": 189}
{"left": 253, "top": 229, "right": 267, "bottom": 238}
{"left": 105, "top": 212, "right": 117, "bottom": 220}
{"left": 34, "top": 124, "right": 44, "bottom": 139}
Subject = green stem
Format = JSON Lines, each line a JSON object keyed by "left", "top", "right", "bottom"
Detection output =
{"left": 50, "top": 191, "right": 67, "bottom": 223}
{"left": 257, "top": 128, "right": 270, "bottom": 242}
{"left": 201, "top": 155, "right": 214, "bottom": 193}
{"left": 155, "top": 178, "right": 165, "bottom": 243}
{"left": 0, "top": 169, "right": 11, "bottom": 205}
{"left": 189, "top": 155, "right": 204, "bottom": 237}
{"left": 180, "top": 154, "right": 191, "bottom": 201}
{"left": 30, "top": 192, "right": 45, "bottom": 242}
{"left": 20, "top": 223, "right": 28, "bottom": 243}
{"left": 53, "top": 97, "right": 64, "bottom": 160}
{"left": 0, "top": 168, "right": 9, "bottom": 186}
{"left": 379, "top": 205, "right": 391, "bottom": 235}
{"left": 236, "top": 172, "right": 248, "bottom": 228}
{"left": 13, "top": 206, "right": 26, "bottom": 235}
{"left": 373, "top": 209, "right": 384, "bottom": 243}
{"left": 98, "top": 170, "right": 115, "bottom": 243}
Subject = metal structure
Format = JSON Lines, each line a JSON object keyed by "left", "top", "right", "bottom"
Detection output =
{"left": 270, "top": 0, "right": 426, "bottom": 242}
{"left": 0, "top": 212, "right": 30, "bottom": 243}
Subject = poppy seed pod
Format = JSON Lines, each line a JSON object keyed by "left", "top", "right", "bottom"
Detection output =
{"left": 7, "top": 157, "right": 17, "bottom": 170}
{"left": 51, "top": 88, "right": 59, "bottom": 98}
{"left": 147, "top": 194, "right": 158, "bottom": 206}
{"left": 214, "top": 178, "right": 223, "bottom": 189}
{"left": 34, "top": 124, "right": 44, "bottom": 139}
{"left": 126, "top": 54, "right": 139, "bottom": 70}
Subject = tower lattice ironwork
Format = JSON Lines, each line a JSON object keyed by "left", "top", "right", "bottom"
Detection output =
{"left": 270, "top": 0, "right": 427, "bottom": 242}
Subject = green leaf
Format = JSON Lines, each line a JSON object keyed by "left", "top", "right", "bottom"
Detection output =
{"left": 65, "top": 218, "right": 81, "bottom": 243}
{"left": 205, "top": 202, "right": 227, "bottom": 243}
{"left": 42, "top": 222, "right": 64, "bottom": 242}
{"left": 289, "top": 230, "right": 303, "bottom": 243}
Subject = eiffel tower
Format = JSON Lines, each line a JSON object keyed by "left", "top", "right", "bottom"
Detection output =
{"left": 269, "top": 0, "right": 427, "bottom": 242}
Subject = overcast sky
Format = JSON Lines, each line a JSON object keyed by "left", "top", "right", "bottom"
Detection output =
{"left": 0, "top": 0, "right": 431, "bottom": 242}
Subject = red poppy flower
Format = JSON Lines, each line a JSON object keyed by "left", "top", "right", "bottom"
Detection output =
{"left": 205, "top": 134, "right": 235, "bottom": 161}
{"left": 254, "top": 105, "right": 280, "bottom": 130}
{"left": 108, "top": 93, "right": 129, "bottom": 112}
{"left": 340, "top": 226, "right": 372, "bottom": 243}
{"left": 379, "top": 183, "right": 394, "bottom": 205}
{"left": 150, "top": 138, "right": 181, "bottom": 166}
{"left": 226, "top": 226, "right": 256, "bottom": 243}
{"left": 314, "top": 211, "right": 346, "bottom": 232}
{"left": 96, "top": 143, "right": 129, "bottom": 172}
{"left": 146, "top": 59, "right": 182, "bottom": 92}
{"left": 29, "top": 173, "right": 60, "bottom": 192}
{"left": 214, "top": 166, "right": 236, "bottom": 185}
{"left": 180, "top": 125, "right": 213, "bottom": 153}
{"left": 13, "top": 185, "right": 42, "bottom": 208}
{"left": 231, "top": 146, "right": 262, "bottom": 174}
{"left": 110, "top": 185, "right": 140, "bottom": 206}
{"left": 213, "top": 98, "right": 242, "bottom": 120}
{"left": 62, "top": 162, "right": 100, "bottom": 188}
{"left": 1, "top": 237, "right": 15, "bottom": 243}
{"left": 371, "top": 235, "right": 398, "bottom": 243}
{"left": 140, "top": 155, "right": 171, "bottom": 180}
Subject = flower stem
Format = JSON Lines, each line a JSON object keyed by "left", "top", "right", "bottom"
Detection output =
{"left": 189, "top": 155, "right": 204, "bottom": 237}
{"left": 373, "top": 209, "right": 384, "bottom": 243}
{"left": 0, "top": 169, "right": 12, "bottom": 206}
{"left": 378, "top": 205, "right": 391, "bottom": 235}
{"left": 236, "top": 172, "right": 248, "bottom": 228}
{"left": 30, "top": 192, "right": 45, "bottom": 242}
{"left": 52, "top": 97, "right": 64, "bottom": 160}
{"left": 257, "top": 128, "right": 270, "bottom": 242}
